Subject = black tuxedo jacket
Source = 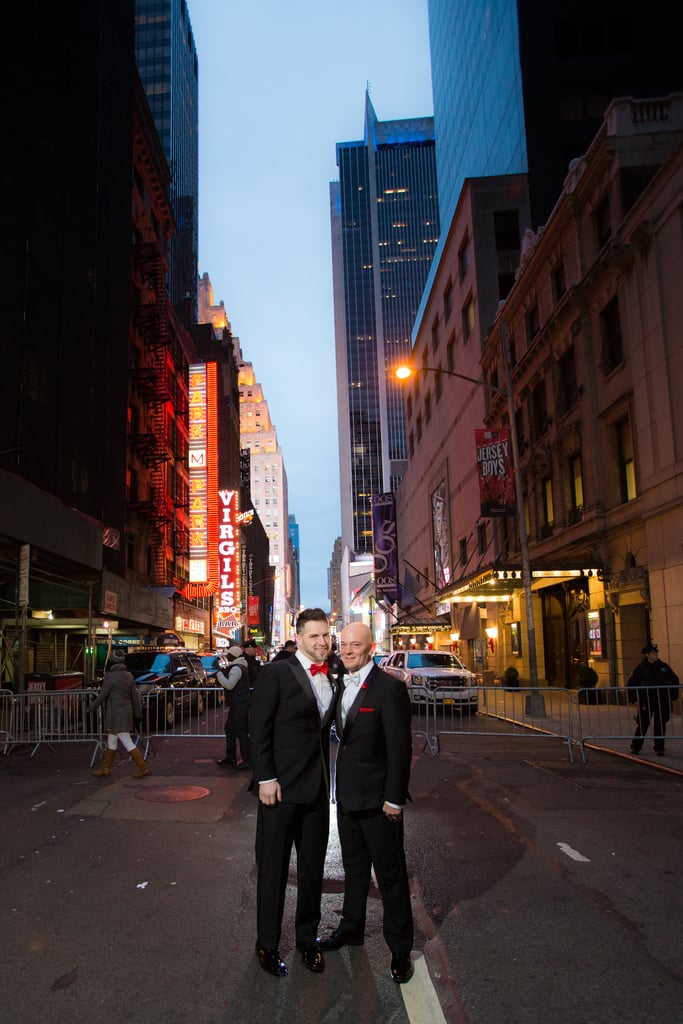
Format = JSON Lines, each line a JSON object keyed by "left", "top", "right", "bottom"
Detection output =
{"left": 250, "top": 655, "right": 338, "bottom": 803}
{"left": 335, "top": 664, "right": 412, "bottom": 812}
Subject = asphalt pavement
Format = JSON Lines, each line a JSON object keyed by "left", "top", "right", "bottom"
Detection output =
{"left": 1, "top": 721, "right": 682, "bottom": 1024}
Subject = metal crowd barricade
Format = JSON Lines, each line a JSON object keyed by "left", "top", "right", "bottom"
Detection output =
{"left": 574, "top": 686, "right": 682, "bottom": 762}
{"left": 2, "top": 689, "right": 104, "bottom": 763}
{"left": 1, "top": 688, "right": 14, "bottom": 754}
{"left": 137, "top": 686, "right": 226, "bottom": 754}
{"left": 413, "top": 685, "right": 576, "bottom": 762}
{"left": 408, "top": 685, "right": 438, "bottom": 756}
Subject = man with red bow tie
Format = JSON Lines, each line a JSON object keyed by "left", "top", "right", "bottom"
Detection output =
{"left": 317, "top": 621, "right": 414, "bottom": 983}
{"left": 249, "top": 608, "right": 338, "bottom": 978}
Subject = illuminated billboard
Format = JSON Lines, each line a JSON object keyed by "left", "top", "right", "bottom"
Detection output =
{"left": 187, "top": 364, "right": 218, "bottom": 588}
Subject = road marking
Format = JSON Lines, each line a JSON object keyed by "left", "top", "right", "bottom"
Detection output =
{"left": 401, "top": 952, "right": 448, "bottom": 1024}
{"left": 556, "top": 842, "right": 590, "bottom": 862}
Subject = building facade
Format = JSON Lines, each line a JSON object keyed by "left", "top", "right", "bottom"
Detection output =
{"left": 397, "top": 95, "right": 683, "bottom": 686}
{"left": 331, "top": 93, "right": 440, "bottom": 561}
{"left": 135, "top": 0, "right": 199, "bottom": 319}
{"left": 238, "top": 361, "right": 292, "bottom": 648}
{"left": 0, "top": 2, "right": 210, "bottom": 683}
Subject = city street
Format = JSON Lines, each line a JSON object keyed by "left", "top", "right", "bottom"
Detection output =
{"left": 1, "top": 726, "right": 682, "bottom": 1024}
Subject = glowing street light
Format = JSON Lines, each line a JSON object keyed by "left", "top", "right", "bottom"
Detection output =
{"left": 395, "top": 324, "right": 541, "bottom": 696}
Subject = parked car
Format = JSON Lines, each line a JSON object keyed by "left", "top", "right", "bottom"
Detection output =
{"left": 125, "top": 648, "right": 207, "bottom": 728}
{"left": 373, "top": 652, "right": 389, "bottom": 668}
{"left": 199, "top": 654, "right": 228, "bottom": 706}
{"left": 382, "top": 650, "right": 478, "bottom": 712}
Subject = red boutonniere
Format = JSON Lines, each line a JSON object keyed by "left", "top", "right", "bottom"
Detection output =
{"left": 360, "top": 683, "right": 368, "bottom": 690}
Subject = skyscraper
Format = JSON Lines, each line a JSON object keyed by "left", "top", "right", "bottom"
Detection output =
{"left": 428, "top": 0, "right": 682, "bottom": 240}
{"left": 238, "top": 361, "right": 292, "bottom": 648}
{"left": 135, "top": 0, "right": 199, "bottom": 318}
{"left": 331, "top": 93, "right": 439, "bottom": 557}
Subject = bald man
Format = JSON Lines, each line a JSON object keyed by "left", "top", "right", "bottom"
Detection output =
{"left": 317, "top": 622, "right": 414, "bottom": 983}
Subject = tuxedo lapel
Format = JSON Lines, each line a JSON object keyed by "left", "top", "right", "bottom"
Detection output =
{"left": 289, "top": 656, "right": 317, "bottom": 706}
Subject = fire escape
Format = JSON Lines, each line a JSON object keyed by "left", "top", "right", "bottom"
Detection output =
{"left": 130, "top": 242, "right": 174, "bottom": 585}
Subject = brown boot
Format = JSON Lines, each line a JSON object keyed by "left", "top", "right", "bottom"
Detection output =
{"left": 130, "top": 747, "right": 150, "bottom": 778}
{"left": 92, "top": 747, "right": 116, "bottom": 777}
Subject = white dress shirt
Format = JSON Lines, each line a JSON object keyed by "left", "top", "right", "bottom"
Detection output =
{"left": 296, "top": 652, "right": 333, "bottom": 718}
{"left": 340, "top": 661, "right": 372, "bottom": 726}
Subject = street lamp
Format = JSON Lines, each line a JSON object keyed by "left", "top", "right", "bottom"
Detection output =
{"left": 395, "top": 321, "right": 542, "bottom": 699}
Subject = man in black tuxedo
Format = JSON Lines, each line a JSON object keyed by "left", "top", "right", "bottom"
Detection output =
{"left": 250, "top": 608, "right": 338, "bottom": 978}
{"left": 318, "top": 622, "right": 414, "bottom": 983}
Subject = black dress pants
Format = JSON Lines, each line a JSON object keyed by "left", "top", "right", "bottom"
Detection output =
{"left": 336, "top": 803, "right": 413, "bottom": 957}
{"left": 255, "top": 788, "right": 329, "bottom": 949}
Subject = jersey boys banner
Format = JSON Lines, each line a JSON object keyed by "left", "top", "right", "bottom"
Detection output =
{"left": 475, "top": 428, "right": 515, "bottom": 517}
{"left": 371, "top": 492, "right": 399, "bottom": 604}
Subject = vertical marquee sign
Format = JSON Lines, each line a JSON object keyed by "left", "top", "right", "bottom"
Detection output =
{"left": 188, "top": 365, "right": 210, "bottom": 583}
{"left": 185, "top": 364, "right": 220, "bottom": 625}
{"left": 214, "top": 489, "right": 241, "bottom": 639}
{"left": 371, "top": 492, "right": 399, "bottom": 604}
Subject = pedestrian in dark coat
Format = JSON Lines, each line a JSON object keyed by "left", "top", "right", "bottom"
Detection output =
{"left": 88, "top": 650, "right": 149, "bottom": 778}
{"left": 627, "top": 642, "right": 680, "bottom": 755}
{"left": 216, "top": 645, "right": 251, "bottom": 769}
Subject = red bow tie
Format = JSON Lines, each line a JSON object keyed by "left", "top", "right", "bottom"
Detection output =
{"left": 310, "top": 662, "right": 329, "bottom": 676}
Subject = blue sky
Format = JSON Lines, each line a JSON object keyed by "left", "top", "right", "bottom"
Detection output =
{"left": 189, "top": 0, "right": 434, "bottom": 608}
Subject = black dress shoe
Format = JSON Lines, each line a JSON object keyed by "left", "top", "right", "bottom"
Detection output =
{"left": 390, "top": 954, "right": 414, "bottom": 984}
{"left": 316, "top": 927, "right": 364, "bottom": 951}
{"left": 296, "top": 943, "right": 325, "bottom": 973}
{"left": 655, "top": 749, "right": 666, "bottom": 756}
{"left": 255, "top": 942, "right": 288, "bottom": 977}
{"left": 235, "top": 761, "right": 252, "bottom": 771}
{"left": 216, "top": 757, "right": 237, "bottom": 767}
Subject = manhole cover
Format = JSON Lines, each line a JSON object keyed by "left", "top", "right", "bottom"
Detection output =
{"left": 135, "top": 785, "right": 211, "bottom": 803}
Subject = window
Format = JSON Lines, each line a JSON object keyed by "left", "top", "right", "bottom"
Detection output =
{"left": 531, "top": 381, "right": 549, "bottom": 439}
{"left": 462, "top": 298, "right": 475, "bottom": 341}
{"left": 406, "top": 394, "right": 413, "bottom": 420}
{"left": 494, "top": 209, "right": 520, "bottom": 251}
{"left": 458, "top": 236, "right": 471, "bottom": 282}
{"left": 431, "top": 315, "right": 440, "bottom": 353}
{"left": 408, "top": 432, "right": 414, "bottom": 458}
{"left": 594, "top": 193, "right": 611, "bottom": 249}
{"left": 556, "top": 346, "right": 578, "bottom": 416}
{"left": 443, "top": 278, "right": 453, "bottom": 322}
{"left": 552, "top": 261, "right": 567, "bottom": 303}
{"left": 459, "top": 537, "right": 468, "bottom": 566}
{"left": 543, "top": 477, "right": 554, "bottom": 525}
{"left": 477, "top": 522, "right": 487, "bottom": 556}
{"left": 416, "top": 414, "right": 423, "bottom": 443}
{"left": 434, "top": 366, "right": 443, "bottom": 402}
{"left": 617, "top": 416, "right": 636, "bottom": 502}
{"left": 568, "top": 454, "right": 584, "bottom": 523}
{"left": 424, "top": 391, "right": 432, "bottom": 425}
{"left": 446, "top": 333, "right": 456, "bottom": 373}
{"left": 599, "top": 296, "right": 623, "bottom": 375}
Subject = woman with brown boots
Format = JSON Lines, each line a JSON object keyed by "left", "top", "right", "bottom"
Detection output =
{"left": 89, "top": 649, "right": 150, "bottom": 778}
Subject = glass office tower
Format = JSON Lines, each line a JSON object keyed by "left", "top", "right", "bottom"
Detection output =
{"left": 135, "top": 0, "right": 199, "bottom": 319}
{"left": 428, "top": 0, "right": 682, "bottom": 236}
{"left": 331, "top": 94, "right": 439, "bottom": 556}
